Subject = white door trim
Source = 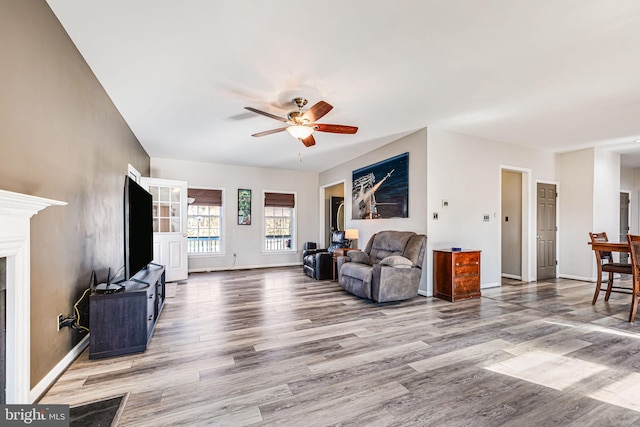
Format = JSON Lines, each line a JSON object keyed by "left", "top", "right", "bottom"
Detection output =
{"left": 499, "top": 165, "right": 532, "bottom": 283}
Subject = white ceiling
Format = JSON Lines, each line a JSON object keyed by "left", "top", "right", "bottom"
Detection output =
{"left": 45, "top": 0, "right": 640, "bottom": 172}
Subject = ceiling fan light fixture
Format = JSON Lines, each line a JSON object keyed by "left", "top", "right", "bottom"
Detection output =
{"left": 286, "top": 125, "right": 314, "bottom": 139}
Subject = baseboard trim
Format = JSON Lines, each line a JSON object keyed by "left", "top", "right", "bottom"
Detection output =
{"left": 189, "top": 262, "right": 301, "bottom": 274}
{"left": 559, "top": 274, "right": 593, "bottom": 282}
{"left": 418, "top": 289, "right": 431, "bottom": 297}
{"left": 481, "top": 282, "right": 501, "bottom": 289}
{"left": 30, "top": 334, "right": 89, "bottom": 403}
{"left": 501, "top": 274, "right": 522, "bottom": 280}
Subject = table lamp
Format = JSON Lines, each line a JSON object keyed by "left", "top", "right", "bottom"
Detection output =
{"left": 345, "top": 229, "right": 359, "bottom": 249}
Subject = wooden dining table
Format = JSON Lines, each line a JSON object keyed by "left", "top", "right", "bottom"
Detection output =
{"left": 588, "top": 241, "right": 630, "bottom": 253}
{"left": 588, "top": 240, "right": 638, "bottom": 322}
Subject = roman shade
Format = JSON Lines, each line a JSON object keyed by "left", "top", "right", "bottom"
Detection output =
{"left": 188, "top": 189, "right": 222, "bottom": 206}
{"left": 264, "top": 192, "right": 295, "bottom": 208}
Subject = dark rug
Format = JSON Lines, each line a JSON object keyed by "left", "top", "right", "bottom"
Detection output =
{"left": 70, "top": 393, "right": 127, "bottom": 427}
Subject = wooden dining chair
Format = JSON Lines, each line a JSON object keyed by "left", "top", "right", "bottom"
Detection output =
{"left": 589, "top": 232, "right": 632, "bottom": 305}
{"left": 626, "top": 234, "right": 640, "bottom": 322}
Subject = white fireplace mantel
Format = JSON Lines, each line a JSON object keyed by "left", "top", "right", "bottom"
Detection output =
{"left": 0, "top": 189, "right": 66, "bottom": 404}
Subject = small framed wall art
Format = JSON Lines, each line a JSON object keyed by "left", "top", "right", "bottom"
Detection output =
{"left": 238, "top": 188, "right": 252, "bottom": 225}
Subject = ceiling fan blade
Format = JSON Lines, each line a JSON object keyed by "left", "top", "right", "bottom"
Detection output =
{"left": 244, "top": 107, "right": 288, "bottom": 123}
{"left": 315, "top": 124, "right": 358, "bottom": 134}
{"left": 303, "top": 101, "right": 333, "bottom": 122}
{"left": 251, "top": 127, "right": 287, "bottom": 137}
{"left": 300, "top": 134, "right": 316, "bottom": 147}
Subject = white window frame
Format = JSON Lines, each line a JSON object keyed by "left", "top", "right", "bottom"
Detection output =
{"left": 262, "top": 190, "right": 297, "bottom": 254}
{"left": 187, "top": 187, "right": 225, "bottom": 257}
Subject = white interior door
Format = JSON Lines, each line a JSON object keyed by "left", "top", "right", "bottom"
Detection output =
{"left": 141, "top": 177, "right": 188, "bottom": 282}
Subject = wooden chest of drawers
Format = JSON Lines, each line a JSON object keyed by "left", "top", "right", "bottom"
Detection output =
{"left": 433, "top": 249, "right": 481, "bottom": 302}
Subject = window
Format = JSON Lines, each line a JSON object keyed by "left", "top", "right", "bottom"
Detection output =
{"left": 264, "top": 192, "right": 296, "bottom": 251}
{"left": 149, "top": 185, "right": 182, "bottom": 233}
{"left": 187, "top": 189, "right": 223, "bottom": 254}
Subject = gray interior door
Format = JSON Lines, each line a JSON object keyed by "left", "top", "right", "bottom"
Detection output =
{"left": 537, "top": 183, "right": 557, "bottom": 280}
{"left": 620, "top": 192, "right": 630, "bottom": 264}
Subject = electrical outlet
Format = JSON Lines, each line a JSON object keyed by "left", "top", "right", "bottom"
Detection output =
{"left": 433, "top": 212, "right": 439, "bottom": 220}
{"left": 57, "top": 314, "right": 63, "bottom": 331}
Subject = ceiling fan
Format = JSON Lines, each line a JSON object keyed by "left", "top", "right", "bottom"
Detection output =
{"left": 244, "top": 97, "right": 358, "bottom": 147}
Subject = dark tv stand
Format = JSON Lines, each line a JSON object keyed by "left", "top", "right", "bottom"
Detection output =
{"left": 89, "top": 264, "right": 165, "bottom": 359}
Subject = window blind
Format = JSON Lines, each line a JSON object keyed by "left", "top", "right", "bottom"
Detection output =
{"left": 264, "top": 192, "right": 295, "bottom": 208}
{"left": 188, "top": 189, "right": 222, "bottom": 206}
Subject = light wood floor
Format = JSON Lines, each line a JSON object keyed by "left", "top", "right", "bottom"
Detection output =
{"left": 41, "top": 268, "right": 640, "bottom": 426}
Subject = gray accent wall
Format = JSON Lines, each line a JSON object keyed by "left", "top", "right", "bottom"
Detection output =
{"left": 0, "top": 1, "right": 149, "bottom": 388}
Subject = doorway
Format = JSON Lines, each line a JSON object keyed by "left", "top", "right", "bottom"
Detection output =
{"left": 500, "top": 166, "right": 532, "bottom": 283}
{"left": 323, "top": 183, "right": 345, "bottom": 247}
{"left": 330, "top": 196, "right": 344, "bottom": 234}
{"left": 537, "top": 183, "right": 557, "bottom": 280}
{"left": 502, "top": 171, "right": 522, "bottom": 279}
{"left": 320, "top": 181, "right": 346, "bottom": 248}
{"left": 141, "top": 177, "right": 188, "bottom": 282}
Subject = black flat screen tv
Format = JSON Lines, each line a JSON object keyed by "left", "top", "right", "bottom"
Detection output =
{"left": 124, "top": 176, "right": 153, "bottom": 280}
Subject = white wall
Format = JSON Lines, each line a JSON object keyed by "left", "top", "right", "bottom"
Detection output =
{"left": 426, "top": 128, "right": 556, "bottom": 294}
{"left": 151, "top": 158, "right": 319, "bottom": 271}
{"left": 320, "top": 127, "right": 556, "bottom": 297}
{"left": 621, "top": 165, "right": 634, "bottom": 193}
{"left": 557, "top": 148, "right": 621, "bottom": 280}
{"left": 319, "top": 128, "right": 428, "bottom": 288}
{"left": 320, "top": 129, "right": 428, "bottom": 242}
{"left": 556, "top": 148, "right": 595, "bottom": 280}
{"left": 593, "top": 148, "right": 621, "bottom": 241}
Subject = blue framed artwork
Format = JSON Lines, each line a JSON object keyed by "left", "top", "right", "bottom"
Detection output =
{"left": 352, "top": 152, "right": 409, "bottom": 220}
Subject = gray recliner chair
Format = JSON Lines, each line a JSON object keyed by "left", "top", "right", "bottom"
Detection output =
{"left": 337, "top": 230, "right": 427, "bottom": 302}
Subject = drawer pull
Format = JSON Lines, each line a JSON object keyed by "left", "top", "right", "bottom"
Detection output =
{"left": 456, "top": 263, "right": 459, "bottom": 266}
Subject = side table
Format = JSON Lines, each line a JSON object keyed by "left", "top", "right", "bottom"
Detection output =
{"left": 333, "top": 247, "right": 355, "bottom": 281}
{"left": 433, "top": 249, "right": 481, "bottom": 302}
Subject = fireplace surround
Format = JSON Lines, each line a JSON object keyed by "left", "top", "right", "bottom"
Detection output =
{"left": 0, "top": 189, "right": 65, "bottom": 403}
